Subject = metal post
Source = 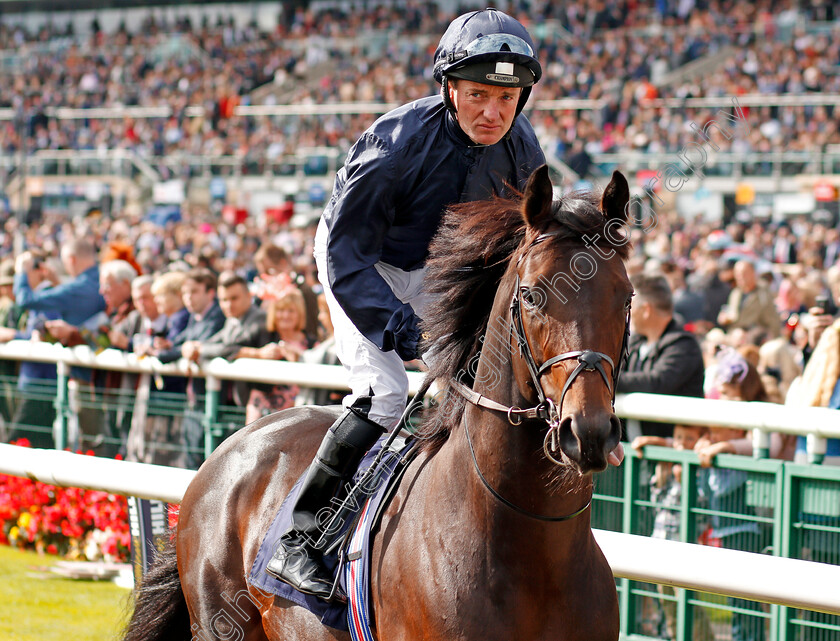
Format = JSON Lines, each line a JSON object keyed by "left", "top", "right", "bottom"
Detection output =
{"left": 777, "top": 465, "right": 798, "bottom": 641}
{"left": 807, "top": 433, "right": 827, "bottom": 465}
{"left": 203, "top": 374, "right": 221, "bottom": 460}
{"left": 679, "top": 455, "right": 699, "bottom": 641}
{"left": 53, "top": 360, "right": 69, "bottom": 451}
{"left": 620, "top": 451, "right": 640, "bottom": 634}
{"left": 753, "top": 428, "right": 770, "bottom": 459}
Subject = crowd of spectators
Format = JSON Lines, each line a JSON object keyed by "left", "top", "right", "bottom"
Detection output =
{"left": 0, "top": 167, "right": 837, "bottom": 467}
{"left": 0, "top": 1, "right": 838, "bottom": 460}
{"left": 0, "top": 209, "right": 338, "bottom": 466}
{"left": 0, "top": 10, "right": 837, "bottom": 629}
{"left": 1, "top": 0, "right": 838, "bottom": 183}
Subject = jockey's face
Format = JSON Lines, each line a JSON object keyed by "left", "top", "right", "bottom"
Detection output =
{"left": 448, "top": 79, "right": 521, "bottom": 146}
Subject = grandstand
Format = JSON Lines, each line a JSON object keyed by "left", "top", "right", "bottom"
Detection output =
{"left": 1, "top": 0, "right": 838, "bottom": 228}
{"left": 1, "top": 3, "right": 840, "bottom": 640}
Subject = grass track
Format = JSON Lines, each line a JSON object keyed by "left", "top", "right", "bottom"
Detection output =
{"left": 0, "top": 545, "right": 130, "bottom": 641}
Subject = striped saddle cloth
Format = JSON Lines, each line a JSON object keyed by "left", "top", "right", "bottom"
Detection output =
{"left": 248, "top": 434, "right": 416, "bottom": 635}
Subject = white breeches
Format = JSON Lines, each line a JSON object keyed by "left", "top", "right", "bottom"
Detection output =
{"left": 314, "top": 219, "right": 429, "bottom": 429}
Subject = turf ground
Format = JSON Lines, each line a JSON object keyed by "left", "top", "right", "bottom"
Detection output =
{"left": 0, "top": 545, "right": 130, "bottom": 641}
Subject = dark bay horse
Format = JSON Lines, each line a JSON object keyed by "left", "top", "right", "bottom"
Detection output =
{"left": 123, "top": 165, "right": 632, "bottom": 641}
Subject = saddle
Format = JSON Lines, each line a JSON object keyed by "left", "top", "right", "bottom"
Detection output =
{"left": 249, "top": 432, "right": 419, "bottom": 633}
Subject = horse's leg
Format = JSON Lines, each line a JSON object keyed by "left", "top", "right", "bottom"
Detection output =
{"left": 177, "top": 407, "right": 351, "bottom": 641}
{"left": 177, "top": 474, "right": 273, "bottom": 641}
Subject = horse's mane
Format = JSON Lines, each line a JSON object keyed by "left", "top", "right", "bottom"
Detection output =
{"left": 416, "top": 190, "right": 630, "bottom": 451}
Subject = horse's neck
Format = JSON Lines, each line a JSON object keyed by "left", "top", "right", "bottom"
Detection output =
{"left": 431, "top": 369, "right": 594, "bottom": 571}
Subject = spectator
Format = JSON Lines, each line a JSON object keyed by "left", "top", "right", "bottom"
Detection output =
{"left": 153, "top": 268, "right": 224, "bottom": 364}
{"left": 687, "top": 256, "right": 732, "bottom": 326}
{"left": 694, "top": 349, "right": 771, "bottom": 641}
{"left": 770, "top": 222, "right": 797, "bottom": 265}
{"left": 108, "top": 275, "right": 166, "bottom": 353}
{"left": 151, "top": 271, "right": 189, "bottom": 344}
{"left": 661, "top": 261, "right": 705, "bottom": 326}
{"left": 617, "top": 273, "right": 705, "bottom": 438}
{"left": 241, "top": 286, "right": 314, "bottom": 423}
{"left": 13, "top": 238, "right": 105, "bottom": 329}
{"left": 298, "top": 292, "right": 342, "bottom": 407}
{"left": 757, "top": 333, "right": 802, "bottom": 404}
{"left": 0, "top": 251, "right": 60, "bottom": 447}
{"left": 177, "top": 271, "right": 273, "bottom": 466}
{"left": 718, "top": 260, "right": 780, "bottom": 338}
{"left": 787, "top": 318, "right": 840, "bottom": 466}
{"left": 181, "top": 271, "right": 272, "bottom": 364}
{"left": 136, "top": 268, "right": 223, "bottom": 468}
{"left": 46, "top": 259, "right": 137, "bottom": 348}
{"left": 45, "top": 258, "right": 137, "bottom": 455}
{"left": 254, "top": 242, "right": 319, "bottom": 339}
{"left": 696, "top": 348, "right": 794, "bottom": 464}
{"left": 0, "top": 258, "right": 18, "bottom": 329}
{"left": 0, "top": 258, "right": 19, "bottom": 432}
{"left": 106, "top": 274, "right": 165, "bottom": 457}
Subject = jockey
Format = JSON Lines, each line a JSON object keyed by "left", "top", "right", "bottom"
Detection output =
{"left": 266, "top": 8, "right": 546, "bottom": 599}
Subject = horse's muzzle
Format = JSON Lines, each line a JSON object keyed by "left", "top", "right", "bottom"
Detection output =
{"left": 554, "top": 410, "right": 622, "bottom": 474}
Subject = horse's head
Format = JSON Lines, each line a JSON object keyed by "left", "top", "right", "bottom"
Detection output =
{"left": 511, "top": 165, "right": 632, "bottom": 474}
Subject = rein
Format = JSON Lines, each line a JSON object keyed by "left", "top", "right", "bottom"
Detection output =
{"left": 461, "top": 405, "right": 592, "bottom": 522}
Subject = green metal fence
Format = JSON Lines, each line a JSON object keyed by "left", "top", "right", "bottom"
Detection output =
{"left": 2, "top": 361, "right": 838, "bottom": 638}
{"left": 2, "top": 369, "right": 244, "bottom": 469}
{"left": 593, "top": 447, "right": 840, "bottom": 641}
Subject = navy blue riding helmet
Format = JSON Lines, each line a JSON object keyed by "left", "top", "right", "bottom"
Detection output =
{"left": 433, "top": 8, "right": 543, "bottom": 116}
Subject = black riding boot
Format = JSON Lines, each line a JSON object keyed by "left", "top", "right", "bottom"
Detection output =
{"left": 265, "top": 405, "right": 384, "bottom": 599}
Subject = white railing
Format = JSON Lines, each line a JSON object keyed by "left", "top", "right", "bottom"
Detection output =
{"left": 615, "top": 392, "right": 840, "bottom": 460}
{"left": 0, "top": 442, "right": 838, "bottom": 615}
{"left": 0, "top": 339, "right": 429, "bottom": 394}
{"left": 0, "top": 340, "right": 837, "bottom": 454}
{"left": 0, "top": 341, "right": 838, "bottom": 447}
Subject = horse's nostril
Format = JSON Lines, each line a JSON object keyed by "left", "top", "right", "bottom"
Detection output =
{"left": 608, "top": 414, "right": 622, "bottom": 447}
{"left": 557, "top": 416, "right": 581, "bottom": 463}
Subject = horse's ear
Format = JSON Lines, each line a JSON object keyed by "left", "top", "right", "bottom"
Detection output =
{"left": 522, "top": 165, "right": 554, "bottom": 229}
{"left": 601, "top": 170, "right": 629, "bottom": 222}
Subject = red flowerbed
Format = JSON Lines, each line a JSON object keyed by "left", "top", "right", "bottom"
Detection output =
{"left": 0, "top": 439, "right": 131, "bottom": 561}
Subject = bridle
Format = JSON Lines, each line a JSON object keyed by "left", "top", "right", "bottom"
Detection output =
{"left": 452, "top": 228, "right": 631, "bottom": 520}
{"left": 510, "top": 265, "right": 631, "bottom": 464}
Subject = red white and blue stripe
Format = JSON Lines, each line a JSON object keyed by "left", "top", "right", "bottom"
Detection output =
{"left": 346, "top": 498, "right": 376, "bottom": 641}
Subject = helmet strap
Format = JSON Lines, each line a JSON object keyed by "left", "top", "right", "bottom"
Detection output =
{"left": 441, "top": 77, "right": 457, "bottom": 115}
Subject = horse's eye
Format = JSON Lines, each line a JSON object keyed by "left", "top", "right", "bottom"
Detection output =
{"left": 625, "top": 293, "right": 634, "bottom": 310}
{"left": 520, "top": 287, "right": 539, "bottom": 309}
